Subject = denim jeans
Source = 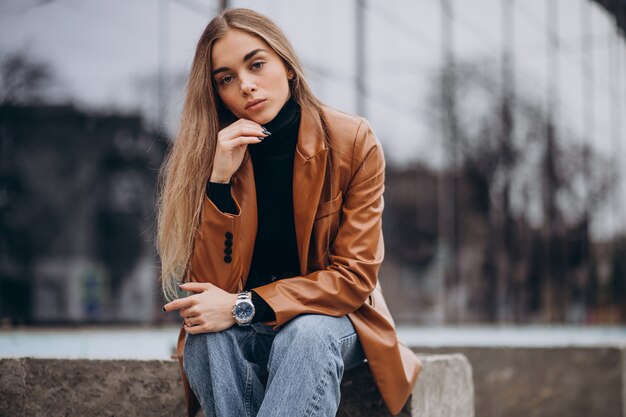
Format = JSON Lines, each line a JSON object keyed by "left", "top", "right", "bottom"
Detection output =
{"left": 183, "top": 314, "right": 365, "bottom": 417}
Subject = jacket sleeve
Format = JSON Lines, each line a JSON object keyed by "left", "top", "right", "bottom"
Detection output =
{"left": 253, "top": 120, "right": 385, "bottom": 328}
{"left": 206, "top": 182, "right": 277, "bottom": 321}
{"left": 188, "top": 182, "right": 244, "bottom": 292}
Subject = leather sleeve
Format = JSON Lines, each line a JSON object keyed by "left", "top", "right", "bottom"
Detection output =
{"left": 252, "top": 120, "right": 385, "bottom": 328}
{"left": 188, "top": 182, "right": 244, "bottom": 293}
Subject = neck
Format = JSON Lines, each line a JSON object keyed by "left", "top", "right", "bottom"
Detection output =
{"left": 249, "top": 95, "right": 301, "bottom": 158}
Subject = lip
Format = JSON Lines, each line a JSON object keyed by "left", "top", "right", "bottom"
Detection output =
{"left": 245, "top": 98, "right": 266, "bottom": 110}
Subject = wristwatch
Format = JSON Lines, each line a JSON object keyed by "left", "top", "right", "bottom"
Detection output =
{"left": 232, "top": 291, "right": 255, "bottom": 326}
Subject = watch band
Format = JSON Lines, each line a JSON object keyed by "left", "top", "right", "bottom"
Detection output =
{"left": 237, "top": 291, "right": 251, "bottom": 301}
{"left": 232, "top": 291, "right": 255, "bottom": 326}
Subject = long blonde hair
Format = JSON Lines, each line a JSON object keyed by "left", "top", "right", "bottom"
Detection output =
{"left": 157, "top": 8, "right": 331, "bottom": 301}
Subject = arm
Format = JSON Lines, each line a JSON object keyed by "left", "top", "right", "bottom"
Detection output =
{"left": 206, "top": 182, "right": 277, "bottom": 322}
{"left": 253, "top": 120, "right": 385, "bottom": 328}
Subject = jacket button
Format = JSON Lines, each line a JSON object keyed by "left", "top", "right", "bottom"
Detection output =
{"left": 224, "top": 240, "right": 233, "bottom": 248}
{"left": 224, "top": 247, "right": 232, "bottom": 255}
{"left": 225, "top": 231, "right": 233, "bottom": 239}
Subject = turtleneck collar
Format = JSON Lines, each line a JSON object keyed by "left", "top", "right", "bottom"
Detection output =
{"left": 263, "top": 94, "right": 300, "bottom": 135}
{"left": 249, "top": 94, "right": 301, "bottom": 159}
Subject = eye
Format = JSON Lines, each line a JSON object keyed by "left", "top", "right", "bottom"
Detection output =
{"left": 250, "top": 61, "right": 265, "bottom": 71}
{"left": 219, "top": 75, "right": 234, "bottom": 86}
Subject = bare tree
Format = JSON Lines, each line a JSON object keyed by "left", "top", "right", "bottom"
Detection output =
{"left": 0, "top": 51, "right": 55, "bottom": 105}
{"left": 426, "top": 60, "right": 616, "bottom": 323}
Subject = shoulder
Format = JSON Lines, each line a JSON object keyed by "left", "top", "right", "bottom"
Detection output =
{"left": 320, "top": 105, "right": 382, "bottom": 166}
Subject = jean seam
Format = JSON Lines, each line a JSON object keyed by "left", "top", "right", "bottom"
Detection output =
{"left": 244, "top": 359, "right": 253, "bottom": 417}
{"left": 337, "top": 333, "right": 356, "bottom": 345}
{"left": 266, "top": 332, "right": 279, "bottom": 372}
{"left": 239, "top": 328, "right": 256, "bottom": 417}
{"left": 182, "top": 335, "right": 208, "bottom": 412}
{"left": 304, "top": 339, "right": 341, "bottom": 417}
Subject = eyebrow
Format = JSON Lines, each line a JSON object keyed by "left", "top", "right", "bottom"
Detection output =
{"left": 212, "top": 48, "right": 267, "bottom": 76}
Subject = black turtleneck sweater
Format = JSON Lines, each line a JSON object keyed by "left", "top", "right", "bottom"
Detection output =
{"left": 206, "top": 95, "right": 301, "bottom": 323}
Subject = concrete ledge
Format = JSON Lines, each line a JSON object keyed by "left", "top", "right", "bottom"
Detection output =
{"left": 411, "top": 354, "right": 475, "bottom": 417}
{"left": 0, "top": 358, "right": 184, "bottom": 416}
{"left": 414, "top": 346, "right": 626, "bottom": 417}
{"left": 340, "top": 354, "right": 474, "bottom": 417}
{"left": 0, "top": 354, "right": 474, "bottom": 417}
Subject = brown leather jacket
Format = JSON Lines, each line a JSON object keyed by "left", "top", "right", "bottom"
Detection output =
{"left": 176, "top": 103, "right": 422, "bottom": 416}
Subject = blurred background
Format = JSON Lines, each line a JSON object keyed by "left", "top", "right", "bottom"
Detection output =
{"left": 0, "top": 0, "right": 624, "bottom": 331}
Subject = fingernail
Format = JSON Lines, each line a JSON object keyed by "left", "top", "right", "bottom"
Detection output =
{"left": 176, "top": 280, "right": 182, "bottom": 286}
{"left": 261, "top": 128, "right": 271, "bottom": 136}
{"left": 257, "top": 136, "right": 265, "bottom": 141}
{"left": 162, "top": 306, "right": 166, "bottom": 312}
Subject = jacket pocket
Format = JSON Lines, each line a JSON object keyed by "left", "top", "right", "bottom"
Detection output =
{"left": 310, "top": 192, "right": 343, "bottom": 268}
{"left": 315, "top": 191, "right": 343, "bottom": 220}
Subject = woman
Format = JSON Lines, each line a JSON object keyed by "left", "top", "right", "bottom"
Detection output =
{"left": 158, "top": 8, "right": 421, "bottom": 417}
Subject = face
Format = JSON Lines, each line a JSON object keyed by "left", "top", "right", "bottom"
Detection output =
{"left": 211, "top": 28, "right": 292, "bottom": 125}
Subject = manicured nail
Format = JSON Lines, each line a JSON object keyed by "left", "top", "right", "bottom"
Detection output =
{"left": 257, "top": 136, "right": 265, "bottom": 141}
{"left": 162, "top": 306, "right": 166, "bottom": 311}
{"left": 176, "top": 280, "right": 182, "bottom": 286}
{"left": 261, "top": 128, "right": 271, "bottom": 136}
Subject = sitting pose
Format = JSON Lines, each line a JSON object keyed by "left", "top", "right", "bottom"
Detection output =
{"left": 158, "top": 8, "right": 421, "bottom": 417}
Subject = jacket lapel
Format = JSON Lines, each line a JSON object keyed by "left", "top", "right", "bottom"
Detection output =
{"left": 232, "top": 104, "right": 327, "bottom": 278}
{"left": 292, "top": 105, "right": 327, "bottom": 275}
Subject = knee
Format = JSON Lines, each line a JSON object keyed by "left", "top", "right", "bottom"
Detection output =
{"left": 185, "top": 328, "right": 235, "bottom": 350}
{"left": 183, "top": 328, "right": 240, "bottom": 370}
{"left": 267, "top": 315, "right": 350, "bottom": 381}
{"left": 272, "top": 314, "right": 344, "bottom": 357}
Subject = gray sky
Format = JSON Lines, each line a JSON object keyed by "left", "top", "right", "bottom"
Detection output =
{"left": 1, "top": 0, "right": 624, "bottom": 236}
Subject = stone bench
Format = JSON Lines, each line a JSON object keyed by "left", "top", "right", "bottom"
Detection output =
{"left": 417, "top": 346, "right": 626, "bottom": 417}
{"left": 0, "top": 354, "right": 474, "bottom": 416}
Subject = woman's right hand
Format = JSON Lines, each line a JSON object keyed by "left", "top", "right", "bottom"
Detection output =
{"left": 210, "top": 119, "right": 269, "bottom": 183}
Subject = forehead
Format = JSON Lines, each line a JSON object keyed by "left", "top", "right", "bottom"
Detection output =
{"left": 211, "top": 29, "right": 272, "bottom": 69}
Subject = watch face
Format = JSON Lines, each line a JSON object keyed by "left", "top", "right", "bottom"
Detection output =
{"left": 235, "top": 301, "right": 255, "bottom": 322}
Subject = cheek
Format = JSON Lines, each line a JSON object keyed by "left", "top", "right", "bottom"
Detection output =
{"left": 217, "top": 89, "right": 232, "bottom": 105}
{"left": 269, "top": 73, "right": 290, "bottom": 96}
{"left": 218, "top": 89, "right": 239, "bottom": 113}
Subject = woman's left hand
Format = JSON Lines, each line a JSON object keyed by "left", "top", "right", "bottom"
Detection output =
{"left": 163, "top": 282, "right": 238, "bottom": 334}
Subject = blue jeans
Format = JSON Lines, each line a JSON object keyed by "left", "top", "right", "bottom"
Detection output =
{"left": 183, "top": 314, "right": 365, "bottom": 417}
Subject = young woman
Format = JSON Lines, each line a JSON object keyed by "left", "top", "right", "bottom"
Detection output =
{"left": 158, "top": 8, "right": 421, "bottom": 417}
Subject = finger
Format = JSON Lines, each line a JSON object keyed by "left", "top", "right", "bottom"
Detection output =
{"left": 218, "top": 133, "right": 266, "bottom": 147}
{"left": 179, "top": 307, "right": 198, "bottom": 318}
{"left": 180, "top": 282, "right": 214, "bottom": 294}
{"left": 185, "top": 324, "right": 205, "bottom": 335}
{"left": 220, "top": 124, "right": 265, "bottom": 141}
{"left": 224, "top": 136, "right": 264, "bottom": 148}
{"left": 163, "top": 295, "right": 195, "bottom": 312}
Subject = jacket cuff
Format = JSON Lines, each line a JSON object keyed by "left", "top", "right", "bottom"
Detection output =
{"left": 251, "top": 290, "right": 276, "bottom": 323}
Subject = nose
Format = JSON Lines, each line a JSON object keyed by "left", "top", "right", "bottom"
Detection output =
{"left": 240, "top": 75, "right": 257, "bottom": 95}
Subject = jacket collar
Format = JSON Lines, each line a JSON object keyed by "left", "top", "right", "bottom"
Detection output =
{"left": 296, "top": 103, "right": 327, "bottom": 159}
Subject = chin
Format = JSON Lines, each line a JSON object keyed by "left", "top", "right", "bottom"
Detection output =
{"left": 250, "top": 108, "right": 279, "bottom": 125}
